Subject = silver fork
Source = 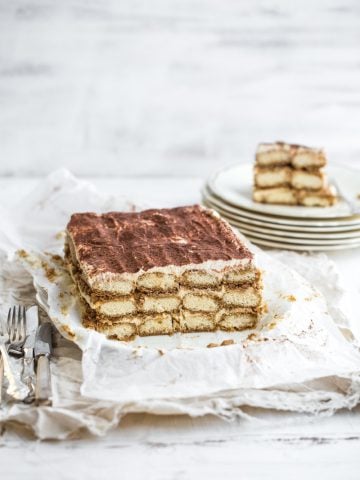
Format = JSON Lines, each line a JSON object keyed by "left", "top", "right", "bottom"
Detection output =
{"left": 7, "top": 306, "right": 26, "bottom": 357}
{"left": 331, "top": 178, "right": 360, "bottom": 215}
{"left": 0, "top": 314, "right": 29, "bottom": 402}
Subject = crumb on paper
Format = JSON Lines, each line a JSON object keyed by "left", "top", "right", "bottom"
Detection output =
{"left": 207, "top": 343, "right": 218, "bottom": 348}
{"left": 221, "top": 339, "right": 235, "bottom": 346}
{"left": 158, "top": 349, "right": 165, "bottom": 356}
{"left": 41, "top": 261, "right": 59, "bottom": 282}
{"left": 16, "top": 249, "right": 41, "bottom": 268}
{"left": 60, "top": 305, "right": 69, "bottom": 316}
{"left": 45, "top": 252, "right": 65, "bottom": 267}
{"left": 17, "top": 249, "right": 28, "bottom": 259}
{"left": 262, "top": 303, "right": 269, "bottom": 314}
{"left": 264, "top": 313, "right": 285, "bottom": 331}
{"left": 244, "top": 333, "right": 270, "bottom": 346}
{"left": 55, "top": 231, "right": 66, "bottom": 240}
{"left": 58, "top": 288, "right": 74, "bottom": 316}
{"left": 246, "top": 333, "right": 258, "bottom": 342}
{"left": 282, "top": 294, "right": 296, "bottom": 302}
{"left": 61, "top": 324, "right": 76, "bottom": 339}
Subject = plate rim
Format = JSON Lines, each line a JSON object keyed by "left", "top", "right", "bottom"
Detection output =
{"left": 228, "top": 225, "right": 360, "bottom": 245}
{"left": 203, "top": 187, "right": 360, "bottom": 230}
{"left": 205, "top": 209, "right": 360, "bottom": 240}
{"left": 208, "top": 162, "right": 360, "bottom": 221}
{"left": 244, "top": 235, "right": 360, "bottom": 251}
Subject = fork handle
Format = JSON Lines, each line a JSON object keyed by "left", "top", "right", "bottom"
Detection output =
{"left": 0, "top": 344, "right": 29, "bottom": 400}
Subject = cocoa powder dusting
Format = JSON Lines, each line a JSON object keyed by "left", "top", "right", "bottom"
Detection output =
{"left": 66, "top": 205, "right": 253, "bottom": 276}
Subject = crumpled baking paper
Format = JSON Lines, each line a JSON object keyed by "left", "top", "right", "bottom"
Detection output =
{"left": 0, "top": 169, "right": 360, "bottom": 439}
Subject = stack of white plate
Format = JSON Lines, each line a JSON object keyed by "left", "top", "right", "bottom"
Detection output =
{"left": 203, "top": 164, "right": 360, "bottom": 251}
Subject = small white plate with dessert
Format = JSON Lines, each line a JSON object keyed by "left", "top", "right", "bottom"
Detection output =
{"left": 209, "top": 163, "right": 360, "bottom": 219}
{"left": 208, "top": 141, "right": 360, "bottom": 219}
{"left": 204, "top": 141, "right": 360, "bottom": 250}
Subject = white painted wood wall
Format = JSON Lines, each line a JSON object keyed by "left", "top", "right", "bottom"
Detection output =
{"left": 1, "top": 0, "right": 360, "bottom": 177}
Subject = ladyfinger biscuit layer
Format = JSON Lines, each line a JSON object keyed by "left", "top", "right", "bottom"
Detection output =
{"left": 256, "top": 142, "right": 327, "bottom": 169}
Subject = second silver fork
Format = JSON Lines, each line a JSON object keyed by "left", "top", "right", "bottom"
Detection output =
{"left": 9, "top": 305, "right": 36, "bottom": 402}
{"left": 0, "top": 307, "right": 29, "bottom": 403}
{"left": 7, "top": 306, "right": 27, "bottom": 357}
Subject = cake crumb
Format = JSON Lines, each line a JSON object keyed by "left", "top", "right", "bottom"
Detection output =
{"left": 285, "top": 294, "right": 296, "bottom": 302}
{"left": 207, "top": 343, "right": 219, "bottom": 348}
{"left": 61, "top": 325, "right": 76, "bottom": 339}
{"left": 16, "top": 249, "right": 40, "bottom": 268}
{"left": 221, "top": 339, "right": 235, "bottom": 346}
{"left": 247, "top": 333, "right": 258, "bottom": 341}
{"left": 60, "top": 305, "right": 69, "bottom": 316}
{"left": 158, "top": 349, "right": 165, "bottom": 356}
{"left": 41, "top": 261, "right": 58, "bottom": 282}
{"left": 45, "top": 252, "right": 65, "bottom": 267}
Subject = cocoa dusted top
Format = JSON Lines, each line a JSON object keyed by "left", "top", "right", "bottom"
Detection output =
{"left": 66, "top": 205, "right": 253, "bottom": 275}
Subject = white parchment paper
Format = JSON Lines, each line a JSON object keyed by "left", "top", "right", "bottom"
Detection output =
{"left": 1, "top": 169, "right": 360, "bottom": 439}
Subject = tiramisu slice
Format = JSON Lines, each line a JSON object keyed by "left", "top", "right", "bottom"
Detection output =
{"left": 253, "top": 142, "right": 337, "bottom": 207}
{"left": 253, "top": 186, "right": 337, "bottom": 207}
{"left": 65, "top": 206, "right": 263, "bottom": 340}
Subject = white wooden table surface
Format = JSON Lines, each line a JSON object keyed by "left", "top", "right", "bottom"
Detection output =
{"left": 0, "top": 176, "right": 360, "bottom": 480}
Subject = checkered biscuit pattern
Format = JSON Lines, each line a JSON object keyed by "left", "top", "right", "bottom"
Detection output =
{"left": 253, "top": 142, "right": 337, "bottom": 206}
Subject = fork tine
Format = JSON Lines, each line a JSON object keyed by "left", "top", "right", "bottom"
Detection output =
{"left": 8, "top": 306, "right": 14, "bottom": 342}
{"left": 16, "top": 305, "right": 21, "bottom": 342}
{"left": 12, "top": 305, "right": 17, "bottom": 342}
{"left": 18, "top": 305, "right": 24, "bottom": 342}
{"left": 21, "top": 306, "right": 26, "bottom": 341}
{"left": 13, "top": 306, "right": 17, "bottom": 342}
{"left": 9, "top": 305, "right": 17, "bottom": 342}
{"left": 6, "top": 307, "right": 11, "bottom": 337}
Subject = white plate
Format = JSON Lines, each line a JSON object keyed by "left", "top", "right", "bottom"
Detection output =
{"left": 203, "top": 187, "right": 360, "bottom": 230}
{"left": 209, "top": 164, "right": 360, "bottom": 219}
{"left": 203, "top": 196, "right": 360, "bottom": 250}
{"left": 242, "top": 235, "right": 360, "bottom": 251}
{"left": 207, "top": 210, "right": 360, "bottom": 240}
{"left": 203, "top": 194, "right": 360, "bottom": 233}
{"left": 231, "top": 226, "right": 360, "bottom": 245}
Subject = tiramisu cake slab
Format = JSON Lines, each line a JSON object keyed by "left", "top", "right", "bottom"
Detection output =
{"left": 253, "top": 142, "right": 337, "bottom": 207}
{"left": 65, "top": 205, "right": 263, "bottom": 340}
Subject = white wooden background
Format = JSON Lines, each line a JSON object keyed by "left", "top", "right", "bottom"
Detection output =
{"left": 1, "top": 1, "right": 360, "bottom": 478}
{"left": 1, "top": 0, "right": 360, "bottom": 177}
